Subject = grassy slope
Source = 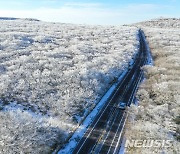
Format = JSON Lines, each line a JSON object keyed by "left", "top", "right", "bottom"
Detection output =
{"left": 125, "top": 18, "right": 180, "bottom": 153}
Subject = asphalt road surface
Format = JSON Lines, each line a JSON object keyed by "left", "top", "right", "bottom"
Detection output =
{"left": 72, "top": 30, "right": 150, "bottom": 154}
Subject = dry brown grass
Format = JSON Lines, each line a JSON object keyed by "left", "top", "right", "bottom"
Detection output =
{"left": 125, "top": 23, "right": 180, "bottom": 153}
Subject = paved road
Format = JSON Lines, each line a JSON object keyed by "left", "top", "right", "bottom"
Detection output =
{"left": 72, "top": 30, "right": 150, "bottom": 154}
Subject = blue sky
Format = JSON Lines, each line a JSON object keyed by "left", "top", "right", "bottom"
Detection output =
{"left": 0, "top": 0, "right": 179, "bottom": 25}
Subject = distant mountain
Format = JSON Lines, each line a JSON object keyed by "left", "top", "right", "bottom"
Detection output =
{"left": 0, "top": 17, "right": 40, "bottom": 21}
{"left": 0, "top": 17, "right": 19, "bottom": 20}
{"left": 134, "top": 17, "right": 180, "bottom": 28}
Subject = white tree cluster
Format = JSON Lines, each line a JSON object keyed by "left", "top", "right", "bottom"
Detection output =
{"left": 0, "top": 19, "right": 139, "bottom": 153}
{"left": 0, "top": 108, "right": 67, "bottom": 154}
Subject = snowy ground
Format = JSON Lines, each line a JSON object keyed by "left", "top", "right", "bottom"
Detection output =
{"left": 125, "top": 18, "right": 180, "bottom": 154}
{"left": 0, "top": 19, "right": 139, "bottom": 153}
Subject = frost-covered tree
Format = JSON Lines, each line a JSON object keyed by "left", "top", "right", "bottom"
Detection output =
{"left": 0, "top": 19, "right": 139, "bottom": 153}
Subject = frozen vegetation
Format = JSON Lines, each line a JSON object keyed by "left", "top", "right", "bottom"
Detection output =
{"left": 0, "top": 19, "right": 139, "bottom": 153}
{"left": 125, "top": 18, "right": 180, "bottom": 154}
{"left": 136, "top": 17, "right": 180, "bottom": 28}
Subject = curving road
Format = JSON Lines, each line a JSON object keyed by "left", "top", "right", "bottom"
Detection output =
{"left": 72, "top": 30, "right": 151, "bottom": 154}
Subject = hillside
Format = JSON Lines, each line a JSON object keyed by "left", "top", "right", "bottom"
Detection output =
{"left": 125, "top": 18, "right": 180, "bottom": 153}
{"left": 0, "top": 17, "right": 40, "bottom": 21}
{"left": 135, "top": 17, "right": 180, "bottom": 28}
{"left": 0, "top": 19, "right": 139, "bottom": 153}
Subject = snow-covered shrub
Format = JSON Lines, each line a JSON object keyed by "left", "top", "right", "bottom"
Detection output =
{"left": 0, "top": 19, "right": 139, "bottom": 153}
{"left": 0, "top": 109, "right": 67, "bottom": 154}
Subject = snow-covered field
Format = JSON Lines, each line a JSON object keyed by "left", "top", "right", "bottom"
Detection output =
{"left": 0, "top": 19, "right": 139, "bottom": 153}
{"left": 125, "top": 18, "right": 180, "bottom": 154}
